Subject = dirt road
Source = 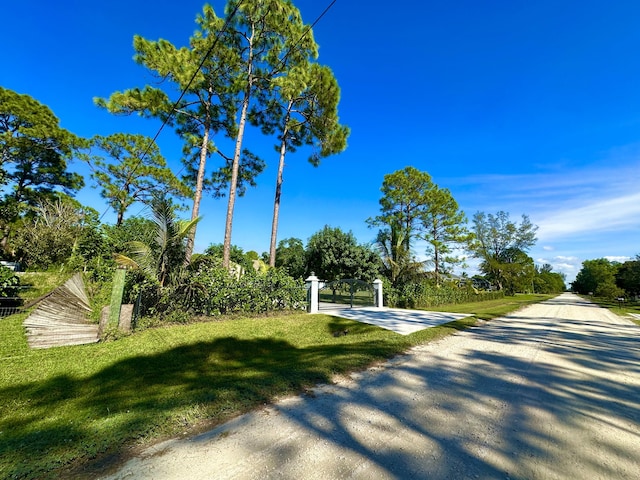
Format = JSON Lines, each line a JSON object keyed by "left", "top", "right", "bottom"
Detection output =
{"left": 103, "top": 293, "right": 640, "bottom": 479}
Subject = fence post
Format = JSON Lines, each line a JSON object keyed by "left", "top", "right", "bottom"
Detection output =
{"left": 373, "top": 279, "right": 383, "bottom": 308}
{"left": 305, "top": 273, "right": 319, "bottom": 313}
{"left": 108, "top": 267, "right": 127, "bottom": 328}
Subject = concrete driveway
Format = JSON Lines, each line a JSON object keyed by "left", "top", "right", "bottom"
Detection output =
{"left": 101, "top": 293, "right": 640, "bottom": 479}
{"left": 316, "top": 306, "right": 473, "bottom": 335}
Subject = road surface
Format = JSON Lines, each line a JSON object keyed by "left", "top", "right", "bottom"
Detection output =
{"left": 102, "top": 293, "right": 640, "bottom": 479}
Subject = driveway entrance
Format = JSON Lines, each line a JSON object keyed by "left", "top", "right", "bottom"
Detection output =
{"left": 317, "top": 306, "right": 473, "bottom": 335}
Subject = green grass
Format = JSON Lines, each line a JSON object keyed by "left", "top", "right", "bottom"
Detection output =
{"left": 428, "top": 293, "right": 555, "bottom": 320}
{"left": 1, "top": 293, "right": 553, "bottom": 479}
{"left": 581, "top": 295, "right": 640, "bottom": 325}
{"left": 16, "top": 271, "right": 71, "bottom": 304}
{"left": 319, "top": 289, "right": 373, "bottom": 306}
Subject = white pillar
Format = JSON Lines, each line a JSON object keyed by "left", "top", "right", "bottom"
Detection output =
{"left": 373, "top": 279, "right": 383, "bottom": 308}
{"left": 306, "top": 274, "right": 319, "bottom": 313}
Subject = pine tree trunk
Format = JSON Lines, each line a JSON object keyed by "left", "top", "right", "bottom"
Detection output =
{"left": 223, "top": 29, "right": 254, "bottom": 270}
{"left": 269, "top": 104, "right": 292, "bottom": 267}
{"left": 0, "top": 227, "right": 9, "bottom": 255}
{"left": 185, "top": 115, "right": 210, "bottom": 265}
{"left": 116, "top": 209, "right": 124, "bottom": 227}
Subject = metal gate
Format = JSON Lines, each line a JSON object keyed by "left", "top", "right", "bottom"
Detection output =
{"left": 318, "top": 279, "right": 374, "bottom": 310}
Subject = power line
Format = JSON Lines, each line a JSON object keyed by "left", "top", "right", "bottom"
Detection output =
{"left": 155, "top": 0, "right": 340, "bottom": 195}
{"left": 97, "top": 0, "right": 247, "bottom": 222}
{"left": 97, "top": 0, "right": 339, "bottom": 223}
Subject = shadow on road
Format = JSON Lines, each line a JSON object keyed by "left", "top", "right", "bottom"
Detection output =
{"left": 226, "top": 294, "right": 640, "bottom": 478}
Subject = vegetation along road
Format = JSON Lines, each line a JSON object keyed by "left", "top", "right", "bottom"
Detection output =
{"left": 103, "top": 293, "right": 640, "bottom": 479}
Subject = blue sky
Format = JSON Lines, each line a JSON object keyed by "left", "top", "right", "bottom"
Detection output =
{"left": 3, "top": 0, "right": 640, "bottom": 282}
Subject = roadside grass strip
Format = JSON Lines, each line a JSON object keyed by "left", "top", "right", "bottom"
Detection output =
{"left": 0, "top": 294, "right": 552, "bottom": 479}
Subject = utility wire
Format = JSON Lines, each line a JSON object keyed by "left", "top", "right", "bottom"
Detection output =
{"left": 97, "top": 0, "right": 339, "bottom": 223}
{"left": 155, "top": 0, "right": 339, "bottom": 190}
{"left": 97, "top": 0, "right": 247, "bottom": 222}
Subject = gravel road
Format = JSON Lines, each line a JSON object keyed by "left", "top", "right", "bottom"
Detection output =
{"left": 102, "top": 293, "right": 640, "bottom": 479}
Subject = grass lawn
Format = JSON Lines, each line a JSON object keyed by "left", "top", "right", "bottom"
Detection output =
{"left": 428, "top": 293, "right": 554, "bottom": 320}
{"left": 0, "top": 293, "right": 553, "bottom": 479}
{"left": 582, "top": 295, "right": 640, "bottom": 325}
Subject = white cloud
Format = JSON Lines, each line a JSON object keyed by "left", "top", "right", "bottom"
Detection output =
{"left": 605, "top": 255, "right": 632, "bottom": 264}
{"left": 536, "top": 191, "right": 640, "bottom": 241}
{"left": 453, "top": 159, "right": 640, "bottom": 248}
{"left": 535, "top": 255, "right": 582, "bottom": 283}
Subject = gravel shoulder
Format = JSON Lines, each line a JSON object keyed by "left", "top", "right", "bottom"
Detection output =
{"left": 102, "top": 293, "right": 640, "bottom": 479}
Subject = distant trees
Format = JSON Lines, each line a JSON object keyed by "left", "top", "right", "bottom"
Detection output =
{"left": 572, "top": 258, "right": 628, "bottom": 299}
{"left": 533, "top": 264, "right": 566, "bottom": 294}
{"left": 468, "top": 211, "right": 538, "bottom": 294}
{"left": 368, "top": 167, "right": 470, "bottom": 286}
{"left": 0, "top": 87, "right": 84, "bottom": 254}
{"left": 616, "top": 256, "right": 640, "bottom": 297}
{"left": 305, "top": 226, "right": 380, "bottom": 282}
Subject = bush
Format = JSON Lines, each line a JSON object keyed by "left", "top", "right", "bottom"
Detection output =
{"left": 0, "top": 266, "right": 20, "bottom": 298}
{"left": 394, "top": 280, "right": 504, "bottom": 309}
{"left": 134, "top": 265, "right": 306, "bottom": 324}
{"left": 594, "top": 281, "right": 625, "bottom": 300}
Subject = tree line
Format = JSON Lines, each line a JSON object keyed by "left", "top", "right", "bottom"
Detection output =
{"left": 1, "top": 1, "right": 569, "bottom": 316}
{"left": 1, "top": 0, "right": 348, "bottom": 271}
{"left": 572, "top": 257, "right": 640, "bottom": 300}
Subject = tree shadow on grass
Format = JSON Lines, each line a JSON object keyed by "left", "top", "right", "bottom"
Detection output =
{"left": 0, "top": 334, "right": 404, "bottom": 479}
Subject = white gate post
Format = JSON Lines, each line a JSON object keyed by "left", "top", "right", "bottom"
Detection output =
{"left": 373, "top": 279, "right": 383, "bottom": 308}
{"left": 306, "top": 273, "right": 319, "bottom": 313}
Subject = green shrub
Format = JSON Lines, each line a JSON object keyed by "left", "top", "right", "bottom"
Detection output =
{"left": 134, "top": 266, "right": 306, "bottom": 325}
{"left": 0, "top": 265, "right": 20, "bottom": 298}
{"left": 395, "top": 280, "right": 504, "bottom": 309}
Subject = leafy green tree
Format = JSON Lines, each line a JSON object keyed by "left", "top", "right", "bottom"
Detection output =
{"left": 468, "top": 211, "right": 538, "bottom": 292}
{"left": 616, "top": 256, "right": 640, "bottom": 296}
{"left": 533, "top": 263, "right": 566, "bottom": 294}
{"left": 256, "top": 62, "right": 350, "bottom": 267}
{"left": 367, "top": 167, "right": 434, "bottom": 284}
{"left": 0, "top": 87, "right": 84, "bottom": 253}
{"left": 274, "top": 237, "right": 306, "bottom": 279}
{"left": 102, "top": 216, "right": 157, "bottom": 255}
{"left": 368, "top": 167, "right": 432, "bottom": 250}
{"left": 487, "top": 248, "right": 535, "bottom": 295}
{"left": 305, "top": 226, "right": 381, "bottom": 282}
{"left": 221, "top": 0, "right": 317, "bottom": 269}
{"left": 572, "top": 258, "right": 621, "bottom": 297}
{"left": 419, "top": 186, "right": 471, "bottom": 284}
{"left": 204, "top": 243, "right": 255, "bottom": 273}
{"left": 368, "top": 167, "right": 470, "bottom": 285}
{"left": 83, "top": 133, "right": 190, "bottom": 226}
{"left": 12, "top": 195, "right": 98, "bottom": 270}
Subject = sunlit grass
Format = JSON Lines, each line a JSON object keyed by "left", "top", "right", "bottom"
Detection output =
{"left": 16, "top": 271, "right": 71, "bottom": 303}
{"left": 427, "top": 293, "right": 555, "bottom": 320}
{"left": 582, "top": 295, "right": 640, "bottom": 325}
{"left": 0, "top": 293, "right": 552, "bottom": 479}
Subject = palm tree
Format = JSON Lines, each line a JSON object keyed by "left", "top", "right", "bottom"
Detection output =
{"left": 115, "top": 196, "right": 199, "bottom": 287}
